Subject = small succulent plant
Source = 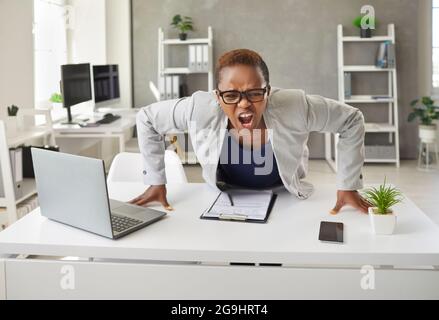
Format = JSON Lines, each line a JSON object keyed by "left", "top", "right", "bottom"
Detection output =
{"left": 7, "top": 105, "right": 19, "bottom": 116}
{"left": 362, "top": 178, "right": 403, "bottom": 215}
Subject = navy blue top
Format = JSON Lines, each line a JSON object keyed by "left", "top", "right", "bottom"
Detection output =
{"left": 217, "top": 132, "right": 283, "bottom": 189}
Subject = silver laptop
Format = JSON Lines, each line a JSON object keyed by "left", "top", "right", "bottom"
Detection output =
{"left": 31, "top": 148, "right": 166, "bottom": 239}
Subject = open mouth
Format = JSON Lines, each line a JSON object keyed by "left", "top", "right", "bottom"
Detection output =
{"left": 238, "top": 112, "right": 254, "bottom": 128}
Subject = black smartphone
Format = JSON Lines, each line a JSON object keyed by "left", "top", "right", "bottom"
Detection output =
{"left": 319, "top": 221, "right": 344, "bottom": 243}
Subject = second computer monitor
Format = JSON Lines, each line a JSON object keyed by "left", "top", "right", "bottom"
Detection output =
{"left": 93, "top": 65, "right": 120, "bottom": 106}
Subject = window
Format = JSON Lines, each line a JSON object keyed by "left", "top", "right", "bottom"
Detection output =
{"left": 33, "top": 0, "right": 68, "bottom": 121}
{"left": 433, "top": 0, "right": 439, "bottom": 92}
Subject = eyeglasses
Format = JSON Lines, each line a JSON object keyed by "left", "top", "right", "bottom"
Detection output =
{"left": 216, "top": 86, "right": 269, "bottom": 105}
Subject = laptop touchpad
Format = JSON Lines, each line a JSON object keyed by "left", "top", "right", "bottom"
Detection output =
{"left": 113, "top": 205, "right": 146, "bottom": 215}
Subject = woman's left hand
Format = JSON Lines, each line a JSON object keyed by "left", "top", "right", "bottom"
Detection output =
{"left": 330, "top": 190, "right": 371, "bottom": 215}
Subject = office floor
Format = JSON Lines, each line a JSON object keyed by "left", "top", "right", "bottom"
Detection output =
{"left": 183, "top": 160, "right": 439, "bottom": 226}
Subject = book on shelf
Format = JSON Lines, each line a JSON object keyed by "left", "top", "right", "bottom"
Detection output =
{"left": 16, "top": 194, "right": 39, "bottom": 219}
{"left": 376, "top": 42, "right": 387, "bottom": 68}
{"left": 372, "top": 95, "right": 392, "bottom": 100}
{"left": 376, "top": 41, "right": 395, "bottom": 69}
{"left": 386, "top": 42, "right": 396, "bottom": 68}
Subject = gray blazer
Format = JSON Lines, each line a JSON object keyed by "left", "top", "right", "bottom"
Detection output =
{"left": 136, "top": 88, "right": 365, "bottom": 199}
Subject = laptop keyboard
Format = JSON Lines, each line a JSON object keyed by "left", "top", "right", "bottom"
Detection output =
{"left": 111, "top": 214, "right": 143, "bottom": 233}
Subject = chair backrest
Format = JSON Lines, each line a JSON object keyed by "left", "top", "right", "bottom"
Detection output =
{"left": 107, "top": 151, "right": 188, "bottom": 184}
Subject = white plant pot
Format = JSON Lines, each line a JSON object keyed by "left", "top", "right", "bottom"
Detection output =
{"left": 5, "top": 116, "right": 18, "bottom": 137}
{"left": 52, "top": 102, "right": 63, "bottom": 110}
{"left": 419, "top": 125, "right": 437, "bottom": 143}
{"left": 369, "top": 207, "right": 397, "bottom": 235}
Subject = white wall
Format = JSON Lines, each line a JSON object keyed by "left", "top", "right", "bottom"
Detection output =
{"left": 106, "top": 0, "right": 132, "bottom": 109}
{"left": 418, "top": 0, "right": 433, "bottom": 97}
{"left": 0, "top": 0, "right": 34, "bottom": 119}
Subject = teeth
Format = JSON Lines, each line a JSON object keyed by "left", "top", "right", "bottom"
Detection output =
{"left": 239, "top": 113, "right": 253, "bottom": 119}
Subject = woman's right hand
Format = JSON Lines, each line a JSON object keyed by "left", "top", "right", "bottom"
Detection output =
{"left": 128, "top": 185, "right": 174, "bottom": 211}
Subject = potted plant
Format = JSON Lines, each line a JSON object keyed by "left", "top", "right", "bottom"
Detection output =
{"left": 408, "top": 96, "right": 439, "bottom": 144}
{"left": 363, "top": 178, "right": 403, "bottom": 235}
{"left": 171, "top": 14, "right": 194, "bottom": 40}
{"left": 353, "top": 15, "right": 377, "bottom": 38}
{"left": 50, "top": 92, "right": 63, "bottom": 109}
{"left": 5, "top": 104, "right": 19, "bottom": 137}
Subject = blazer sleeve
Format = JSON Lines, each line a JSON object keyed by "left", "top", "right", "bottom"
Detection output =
{"left": 136, "top": 96, "right": 194, "bottom": 185}
{"left": 304, "top": 94, "right": 366, "bottom": 190}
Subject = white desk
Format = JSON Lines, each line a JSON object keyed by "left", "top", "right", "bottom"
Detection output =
{"left": 0, "top": 183, "right": 439, "bottom": 299}
{"left": 53, "top": 109, "right": 138, "bottom": 153}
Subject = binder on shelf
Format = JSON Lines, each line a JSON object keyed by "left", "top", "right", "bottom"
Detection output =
{"left": 7, "top": 148, "right": 23, "bottom": 199}
{"left": 196, "top": 45, "right": 203, "bottom": 71}
{"left": 166, "top": 76, "right": 173, "bottom": 100}
{"left": 14, "top": 147, "right": 23, "bottom": 183}
{"left": 159, "top": 76, "right": 166, "bottom": 101}
{"left": 188, "top": 45, "right": 196, "bottom": 71}
{"left": 202, "top": 45, "right": 209, "bottom": 71}
{"left": 344, "top": 72, "right": 352, "bottom": 98}
{"left": 172, "top": 75, "right": 181, "bottom": 99}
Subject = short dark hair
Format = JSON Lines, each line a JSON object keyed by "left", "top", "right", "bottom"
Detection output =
{"left": 215, "top": 49, "right": 270, "bottom": 87}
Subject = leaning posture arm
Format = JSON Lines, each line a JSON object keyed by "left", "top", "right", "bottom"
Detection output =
{"left": 136, "top": 97, "right": 194, "bottom": 185}
{"left": 304, "top": 95, "right": 365, "bottom": 190}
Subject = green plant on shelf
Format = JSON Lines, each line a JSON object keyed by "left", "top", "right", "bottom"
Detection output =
{"left": 353, "top": 15, "right": 377, "bottom": 29}
{"left": 171, "top": 14, "right": 194, "bottom": 39}
{"left": 408, "top": 96, "right": 439, "bottom": 126}
{"left": 7, "top": 104, "right": 19, "bottom": 116}
{"left": 362, "top": 178, "right": 403, "bottom": 215}
{"left": 50, "top": 93, "right": 63, "bottom": 103}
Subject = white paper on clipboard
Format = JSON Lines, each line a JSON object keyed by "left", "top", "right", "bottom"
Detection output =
{"left": 203, "top": 190, "right": 273, "bottom": 221}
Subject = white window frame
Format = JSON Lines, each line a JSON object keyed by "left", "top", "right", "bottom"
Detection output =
{"left": 33, "top": 0, "right": 69, "bottom": 124}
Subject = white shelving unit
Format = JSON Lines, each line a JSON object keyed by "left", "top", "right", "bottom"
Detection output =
{"left": 158, "top": 26, "right": 214, "bottom": 94}
{"left": 157, "top": 27, "right": 214, "bottom": 164}
{"left": 0, "top": 109, "right": 55, "bottom": 226}
{"left": 326, "top": 24, "right": 400, "bottom": 172}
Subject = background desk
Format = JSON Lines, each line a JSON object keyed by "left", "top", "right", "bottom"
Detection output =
{"left": 0, "top": 183, "right": 439, "bottom": 299}
{"left": 53, "top": 109, "right": 138, "bottom": 154}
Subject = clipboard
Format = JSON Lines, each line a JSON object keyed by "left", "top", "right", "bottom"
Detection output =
{"left": 200, "top": 192, "right": 278, "bottom": 224}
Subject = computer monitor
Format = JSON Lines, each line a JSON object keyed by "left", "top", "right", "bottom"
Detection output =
{"left": 93, "top": 65, "right": 120, "bottom": 107}
{"left": 61, "top": 63, "right": 92, "bottom": 124}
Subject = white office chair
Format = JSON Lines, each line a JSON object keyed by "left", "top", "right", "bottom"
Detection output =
{"left": 107, "top": 151, "right": 188, "bottom": 184}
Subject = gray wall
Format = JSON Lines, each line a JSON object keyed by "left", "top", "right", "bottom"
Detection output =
{"left": 132, "top": 0, "right": 420, "bottom": 159}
